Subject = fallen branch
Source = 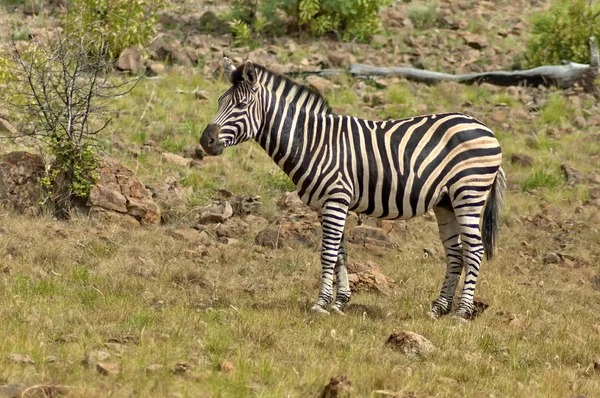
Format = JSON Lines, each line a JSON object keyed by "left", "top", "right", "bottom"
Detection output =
{"left": 291, "top": 37, "right": 600, "bottom": 91}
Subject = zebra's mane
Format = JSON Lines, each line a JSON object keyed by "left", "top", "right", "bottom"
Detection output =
{"left": 231, "top": 63, "right": 332, "bottom": 114}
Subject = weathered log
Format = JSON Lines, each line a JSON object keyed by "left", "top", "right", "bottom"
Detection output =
{"left": 291, "top": 37, "right": 599, "bottom": 91}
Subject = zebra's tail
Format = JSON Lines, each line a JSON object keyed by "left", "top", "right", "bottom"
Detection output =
{"left": 482, "top": 166, "right": 506, "bottom": 261}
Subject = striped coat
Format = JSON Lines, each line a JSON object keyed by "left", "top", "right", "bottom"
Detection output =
{"left": 201, "top": 58, "right": 505, "bottom": 319}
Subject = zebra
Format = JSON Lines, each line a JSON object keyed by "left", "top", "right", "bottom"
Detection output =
{"left": 200, "top": 57, "right": 506, "bottom": 319}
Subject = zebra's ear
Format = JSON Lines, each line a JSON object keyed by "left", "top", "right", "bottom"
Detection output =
{"left": 242, "top": 61, "right": 257, "bottom": 87}
{"left": 223, "top": 57, "right": 237, "bottom": 84}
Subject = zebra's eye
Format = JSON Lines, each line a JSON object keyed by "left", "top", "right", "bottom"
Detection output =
{"left": 238, "top": 100, "right": 248, "bottom": 109}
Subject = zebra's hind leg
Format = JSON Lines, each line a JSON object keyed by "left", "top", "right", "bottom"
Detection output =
{"left": 311, "top": 201, "right": 349, "bottom": 316}
{"left": 331, "top": 233, "right": 351, "bottom": 315}
{"left": 430, "top": 205, "right": 463, "bottom": 318}
{"left": 454, "top": 203, "right": 486, "bottom": 320}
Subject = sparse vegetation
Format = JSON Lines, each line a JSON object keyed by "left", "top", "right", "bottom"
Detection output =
{"left": 526, "top": 0, "right": 600, "bottom": 66}
{"left": 0, "top": 0, "right": 599, "bottom": 397}
{"left": 228, "top": 0, "right": 391, "bottom": 44}
{"left": 407, "top": 1, "right": 439, "bottom": 29}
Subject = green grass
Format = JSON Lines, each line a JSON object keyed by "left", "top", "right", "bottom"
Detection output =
{"left": 520, "top": 166, "right": 564, "bottom": 191}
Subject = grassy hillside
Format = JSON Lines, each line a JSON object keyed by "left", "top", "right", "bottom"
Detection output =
{"left": 1, "top": 1, "right": 600, "bottom": 397}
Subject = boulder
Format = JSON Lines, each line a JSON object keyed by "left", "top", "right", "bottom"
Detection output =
{"left": 87, "top": 158, "right": 161, "bottom": 226}
{"left": 327, "top": 50, "right": 356, "bottom": 68}
{"left": 0, "top": 152, "right": 45, "bottom": 216}
{"left": 385, "top": 331, "right": 436, "bottom": 355}
{"left": 152, "top": 177, "right": 192, "bottom": 222}
{"left": 347, "top": 261, "right": 396, "bottom": 294}
{"left": 148, "top": 34, "right": 192, "bottom": 67}
{"left": 116, "top": 46, "right": 141, "bottom": 73}
{"left": 305, "top": 75, "right": 335, "bottom": 94}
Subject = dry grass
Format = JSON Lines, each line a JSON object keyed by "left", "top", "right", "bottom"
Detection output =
{"left": 2, "top": 2, "right": 600, "bottom": 396}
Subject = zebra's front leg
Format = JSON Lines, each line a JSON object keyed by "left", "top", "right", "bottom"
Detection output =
{"left": 331, "top": 233, "right": 351, "bottom": 315}
{"left": 311, "top": 201, "right": 349, "bottom": 315}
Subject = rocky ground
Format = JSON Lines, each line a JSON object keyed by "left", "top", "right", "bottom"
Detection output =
{"left": 0, "top": 0, "right": 600, "bottom": 397}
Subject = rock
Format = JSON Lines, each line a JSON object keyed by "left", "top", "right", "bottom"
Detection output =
{"left": 88, "top": 158, "right": 161, "bottom": 226}
{"left": 255, "top": 227, "right": 286, "bottom": 249}
{"left": 543, "top": 252, "right": 561, "bottom": 264}
{"left": 347, "top": 225, "right": 392, "bottom": 248}
{"left": 463, "top": 33, "right": 488, "bottom": 49}
{"left": 218, "top": 360, "right": 235, "bottom": 374}
{"left": 7, "top": 353, "right": 34, "bottom": 365}
{"left": 148, "top": 34, "right": 192, "bottom": 66}
{"left": 81, "top": 350, "right": 111, "bottom": 369}
{"left": 561, "top": 164, "right": 584, "bottom": 184}
{"left": 145, "top": 60, "right": 166, "bottom": 76}
{"left": 591, "top": 274, "right": 600, "bottom": 292}
{"left": 385, "top": 331, "right": 436, "bottom": 355}
{"left": 88, "top": 184, "right": 128, "bottom": 213}
{"left": 231, "top": 195, "right": 262, "bottom": 216}
{"left": 510, "top": 153, "right": 534, "bottom": 167}
{"left": 280, "top": 191, "right": 305, "bottom": 212}
{"left": 0, "top": 384, "right": 24, "bottom": 397}
{"left": 490, "top": 110, "right": 506, "bottom": 124}
{"left": 320, "top": 375, "right": 352, "bottom": 398}
{"left": 172, "top": 362, "right": 192, "bottom": 375}
{"left": 197, "top": 201, "right": 234, "bottom": 224}
{"left": 169, "top": 228, "right": 201, "bottom": 243}
{"left": 161, "top": 152, "right": 192, "bottom": 168}
{"left": 89, "top": 207, "right": 141, "bottom": 228}
{"left": 152, "top": 177, "right": 193, "bottom": 222}
{"left": 146, "top": 363, "right": 163, "bottom": 373}
{"left": 197, "top": 10, "right": 230, "bottom": 34}
{"left": 0, "top": 152, "right": 44, "bottom": 215}
{"left": 370, "top": 35, "right": 388, "bottom": 48}
{"left": 305, "top": 75, "right": 335, "bottom": 94}
{"left": 0, "top": 117, "right": 19, "bottom": 136}
{"left": 509, "top": 108, "right": 530, "bottom": 120}
{"left": 347, "top": 261, "right": 396, "bottom": 294}
{"left": 327, "top": 50, "right": 356, "bottom": 68}
{"left": 116, "top": 46, "right": 141, "bottom": 73}
{"left": 181, "top": 145, "right": 205, "bottom": 161}
{"left": 45, "top": 355, "right": 58, "bottom": 363}
{"left": 215, "top": 218, "right": 250, "bottom": 239}
{"left": 96, "top": 362, "right": 120, "bottom": 376}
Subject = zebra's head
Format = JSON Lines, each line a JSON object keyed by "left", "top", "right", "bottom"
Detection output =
{"left": 200, "top": 57, "right": 262, "bottom": 156}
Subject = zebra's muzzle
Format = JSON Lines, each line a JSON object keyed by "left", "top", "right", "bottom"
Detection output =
{"left": 200, "top": 124, "right": 225, "bottom": 156}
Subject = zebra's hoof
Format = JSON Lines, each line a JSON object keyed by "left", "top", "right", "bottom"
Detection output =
{"left": 310, "top": 304, "right": 330, "bottom": 316}
{"left": 427, "top": 310, "right": 441, "bottom": 319}
{"left": 331, "top": 305, "right": 345, "bottom": 316}
{"left": 452, "top": 315, "right": 470, "bottom": 323}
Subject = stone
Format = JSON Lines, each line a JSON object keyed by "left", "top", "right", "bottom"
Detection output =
{"left": 7, "top": 353, "right": 34, "bottom": 365}
{"left": 327, "top": 50, "right": 356, "bottom": 68}
{"left": 0, "top": 152, "right": 44, "bottom": 215}
{"left": 145, "top": 60, "right": 166, "bottom": 76}
{"left": 161, "top": 152, "right": 192, "bottom": 168}
{"left": 152, "top": 177, "right": 193, "bottom": 222}
{"left": 490, "top": 110, "right": 506, "bottom": 124}
{"left": 197, "top": 201, "right": 234, "bottom": 224}
{"left": 116, "top": 46, "right": 141, "bottom": 73}
{"left": 543, "top": 252, "right": 561, "bottom": 264}
{"left": 148, "top": 34, "right": 192, "bottom": 67}
{"left": 321, "top": 375, "right": 352, "bottom": 398}
{"left": 280, "top": 191, "right": 305, "bottom": 212}
{"left": 231, "top": 194, "right": 262, "bottom": 216}
{"left": 146, "top": 363, "right": 163, "bottom": 373}
{"left": 88, "top": 158, "right": 161, "bottom": 226}
{"left": 347, "top": 225, "right": 392, "bottom": 248}
{"left": 0, "top": 117, "right": 19, "bottom": 136}
{"left": 96, "top": 362, "right": 120, "bottom": 376}
{"left": 255, "top": 227, "right": 286, "bottom": 249}
{"left": 81, "top": 350, "right": 111, "bottom": 369}
{"left": 305, "top": 75, "right": 335, "bottom": 94}
{"left": 218, "top": 360, "right": 235, "bottom": 374}
{"left": 172, "top": 362, "right": 192, "bottom": 375}
{"left": 510, "top": 153, "right": 534, "bottom": 167}
{"left": 215, "top": 218, "right": 250, "bottom": 239}
{"left": 591, "top": 274, "right": 600, "bottom": 292}
{"left": 89, "top": 207, "right": 141, "bottom": 228}
{"left": 561, "top": 164, "right": 584, "bottom": 184}
{"left": 463, "top": 33, "right": 488, "bottom": 49}
{"left": 347, "top": 261, "right": 396, "bottom": 294}
{"left": 385, "top": 331, "right": 436, "bottom": 355}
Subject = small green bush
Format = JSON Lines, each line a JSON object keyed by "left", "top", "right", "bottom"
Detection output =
{"left": 521, "top": 167, "right": 563, "bottom": 191}
{"left": 61, "top": 0, "right": 164, "bottom": 60}
{"left": 526, "top": 0, "right": 600, "bottom": 66}
{"left": 228, "top": 0, "right": 391, "bottom": 45}
{"left": 407, "top": 1, "right": 438, "bottom": 29}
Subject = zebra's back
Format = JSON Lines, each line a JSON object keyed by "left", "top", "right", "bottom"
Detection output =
{"left": 311, "top": 112, "right": 502, "bottom": 219}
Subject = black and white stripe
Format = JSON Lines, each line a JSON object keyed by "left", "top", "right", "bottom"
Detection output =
{"left": 201, "top": 58, "right": 506, "bottom": 319}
